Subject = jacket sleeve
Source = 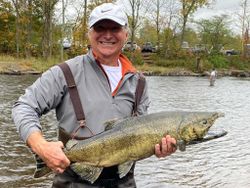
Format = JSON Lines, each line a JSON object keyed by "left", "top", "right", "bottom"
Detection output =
{"left": 11, "top": 66, "right": 65, "bottom": 143}
{"left": 137, "top": 79, "right": 150, "bottom": 116}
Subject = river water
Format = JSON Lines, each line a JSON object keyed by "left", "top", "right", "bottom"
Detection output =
{"left": 0, "top": 75, "right": 250, "bottom": 188}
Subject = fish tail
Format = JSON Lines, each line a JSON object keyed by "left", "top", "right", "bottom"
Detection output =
{"left": 33, "top": 154, "right": 52, "bottom": 178}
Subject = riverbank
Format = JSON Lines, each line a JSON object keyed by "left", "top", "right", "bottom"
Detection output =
{"left": 1, "top": 57, "right": 250, "bottom": 77}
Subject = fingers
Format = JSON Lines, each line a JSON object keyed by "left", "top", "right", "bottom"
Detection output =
{"left": 155, "top": 135, "right": 177, "bottom": 158}
{"left": 53, "top": 167, "right": 65, "bottom": 174}
{"left": 40, "top": 141, "right": 70, "bottom": 174}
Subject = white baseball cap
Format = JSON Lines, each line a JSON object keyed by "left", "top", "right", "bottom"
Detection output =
{"left": 88, "top": 3, "right": 128, "bottom": 28}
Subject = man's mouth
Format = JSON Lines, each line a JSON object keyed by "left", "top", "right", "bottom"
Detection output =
{"left": 99, "top": 41, "right": 116, "bottom": 45}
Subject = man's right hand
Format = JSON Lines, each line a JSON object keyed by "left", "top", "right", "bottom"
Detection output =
{"left": 27, "top": 131, "right": 70, "bottom": 174}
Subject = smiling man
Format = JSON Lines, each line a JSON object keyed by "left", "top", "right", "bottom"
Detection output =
{"left": 12, "top": 3, "right": 177, "bottom": 188}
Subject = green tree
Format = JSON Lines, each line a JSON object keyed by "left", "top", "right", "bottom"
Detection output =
{"left": 139, "top": 20, "right": 157, "bottom": 44}
{"left": 196, "top": 15, "right": 232, "bottom": 53}
{"left": 0, "top": 0, "right": 16, "bottom": 54}
{"left": 179, "top": 0, "right": 213, "bottom": 45}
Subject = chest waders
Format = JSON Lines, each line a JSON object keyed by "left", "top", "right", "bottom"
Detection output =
{"left": 52, "top": 62, "right": 145, "bottom": 188}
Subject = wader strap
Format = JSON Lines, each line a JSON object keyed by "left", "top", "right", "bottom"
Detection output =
{"left": 133, "top": 73, "right": 146, "bottom": 116}
{"left": 58, "top": 63, "right": 94, "bottom": 139}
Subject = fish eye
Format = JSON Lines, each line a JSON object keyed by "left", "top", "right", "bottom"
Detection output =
{"left": 202, "top": 119, "right": 207, "bottom": 124}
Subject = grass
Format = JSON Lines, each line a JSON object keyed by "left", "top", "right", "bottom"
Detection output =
{"left": 1, "top": 53, "right": 250, "bottom": 75}
{"left": 0, "top": 54, "right": 61, "bottom": 73}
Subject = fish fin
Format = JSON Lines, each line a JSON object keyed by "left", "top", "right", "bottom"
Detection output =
{"left": 103, "top": 118, "right": 119, "bottom": 130}
{"left": 118, "top": 161, "right": 134, "bottom": 178}
{"left": 33, "top": 154, "right": 52, "bottom": 178}
{"left": 176, "top": 140, "right": 186, "bottom": 151}
{"left": 71, "top": 163, "right": 103, "bottom": 184}
{"left": 66, "top": 139, "right": 78, "bottom": 150}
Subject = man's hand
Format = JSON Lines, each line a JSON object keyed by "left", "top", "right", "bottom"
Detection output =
{"left": 27, "top": 131, "right": 70, "bottom": 174}
{"left": 155, "top": 135, "right": 177, "bottom": 158}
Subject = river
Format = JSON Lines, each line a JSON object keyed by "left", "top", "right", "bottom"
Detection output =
{"left": 0, "top": 75, "right": 250, "bottom": 188}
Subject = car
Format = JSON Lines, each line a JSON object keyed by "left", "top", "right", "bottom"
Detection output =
{"left": 123, "top": 41, "right": 140, "bottom": 52}
{"left": 220, "top": 48, "right": 239, "bottom": 56}
{"left": 225, "top": 49, "right": 239, "bottom": 56}
{"left": 62, "top": 39, "right": 71, "bottom": 49}
{"left": 192, "top": 44, "right": 208, "bottom": 54}
{"left": 141, "top": 42, "right": 155, "bottom": 53}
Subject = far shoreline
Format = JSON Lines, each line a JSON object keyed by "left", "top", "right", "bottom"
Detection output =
{"left": 1, "top": 67, "right": 250, "bottom": 78}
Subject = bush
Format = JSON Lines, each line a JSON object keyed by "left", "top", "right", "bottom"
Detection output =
{"left": 208, "top": 55, "right": 228, "bottom": 69}
{"left": 122, "top": 51, "right": 144, "bottom": 65}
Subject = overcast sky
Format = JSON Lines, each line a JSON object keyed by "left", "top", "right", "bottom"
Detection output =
{"left": 193, "top": 0, "right": 243, "bottom": 34}
{"left": 194, "top": 0, "right": 242, "bottom": 19}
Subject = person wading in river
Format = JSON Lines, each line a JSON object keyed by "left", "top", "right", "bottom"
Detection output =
{"left": 12, "top": 3, "right": 177, "bottom": 188}
{"left": 210, "top": 68, "right": 217, "bottom": 86}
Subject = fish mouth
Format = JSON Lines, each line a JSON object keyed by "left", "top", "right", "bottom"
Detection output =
{"left": 209, "top": 112, "right": 225, "bottom": 128}
{"left": 191, "top": 112, "right": 225, "bottom": 140}
{"left": 215, "top": 112, "right": 225, "bottom": 118}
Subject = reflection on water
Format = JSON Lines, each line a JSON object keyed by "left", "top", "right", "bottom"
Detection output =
{"left": 1, "top": 75, "right": 250, "bottom": 187}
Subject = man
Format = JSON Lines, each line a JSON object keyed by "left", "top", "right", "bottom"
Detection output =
{"left": 12, "top": 3, "right": 176, "bottom": 188}
{"left": 210, "top": 68, "right": 217, "bottom": 86}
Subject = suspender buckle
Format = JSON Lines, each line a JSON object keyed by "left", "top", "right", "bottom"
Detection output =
{"left": 79, "top": 119, "right": 86, "bottom": 128}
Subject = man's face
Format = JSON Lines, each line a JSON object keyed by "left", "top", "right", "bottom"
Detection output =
{"left": 88, "top": 19, "right": 128, "bottom": 60}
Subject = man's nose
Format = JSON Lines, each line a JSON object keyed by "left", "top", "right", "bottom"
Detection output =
{"left": 103, "top": 30, "right": 113, "bottom": 38}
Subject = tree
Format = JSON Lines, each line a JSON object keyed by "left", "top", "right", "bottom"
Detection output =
{"left": 196, "top": 15, "right": 232, "bottom": 53}
{"left": 179, "top": 0, "right": 213, "bottom": 45}
{"left": 146, "top": 0, "right": 179, "bottom": 51}
{"left": 239, "top": 0, "right": 250, "bottom": 57}
{"left": 42, "top": 0, "right": 59, "bottom": 60}
{"left": 0, "top": 0, "right": 16, "bottom": 54}
{"left": 139, "top": 20, "right": 157, "bottom": 44}
{"left": 121, "top": 0, "right": 147, "bottom": 50}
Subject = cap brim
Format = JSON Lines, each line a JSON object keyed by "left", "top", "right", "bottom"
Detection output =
{"left": 89, "top": 16, "right": 126, "bottom": 28}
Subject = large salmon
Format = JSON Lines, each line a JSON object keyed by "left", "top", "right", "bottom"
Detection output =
{"left": 34, "top": 111, "right": 225, "bottom": 183}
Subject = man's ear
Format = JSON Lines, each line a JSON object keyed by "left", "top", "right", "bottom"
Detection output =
{"left": 87, "top": 30, "right": 91, "bottom": 39}
{"left": 124, "top": 31, "right": 128, "bottom": 44}
{"left": 125, "top": 30, "right": 129, "bottom": 40}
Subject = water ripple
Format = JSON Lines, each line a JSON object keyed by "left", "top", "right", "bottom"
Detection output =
{"left": 1, "top": 75, "right": 250, "bottom": 187}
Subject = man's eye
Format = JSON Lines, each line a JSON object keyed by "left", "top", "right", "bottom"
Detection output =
{"left": 112, "top": 27, "right": 121, "bottom": 32}
{"left": 94, "top": 26, "right": 105, "bottom": 32}
{"left": 93, "top": 26, "right": 122, "bottom": 33}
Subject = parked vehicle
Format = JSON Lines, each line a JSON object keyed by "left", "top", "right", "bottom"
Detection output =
{"left": 123, "top": 41, "right": 140, "bottom": 52}
{"left": 192, "top": 44, "right": 208, "bottom": 54}
{"left": 220, "top": 47, "right": 239, "bottom": 56}
{"left": 181, "top": 41, "right": 189, "bottom": 50}
{"left": 62, "top": 39, "right": 71, "bottom": 49}
{"left": 141, "top": 42, "right": 155, "bottom": 53}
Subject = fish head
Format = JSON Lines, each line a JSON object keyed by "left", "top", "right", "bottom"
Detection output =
{"left": 179, "top": 112, "right": 224, "bottom": 142}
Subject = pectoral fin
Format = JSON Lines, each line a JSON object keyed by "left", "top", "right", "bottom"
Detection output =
{"left": 118, "top": 161, "right": 134, "bottom": 178}
{"left": 71, "top": 163, "right": 103, "bottom": 184}
{"left": 176, "top": 140, "right": 186, "bottom": 151}
{"left": 33, "top": 154, "right": 52, "bottom": 178}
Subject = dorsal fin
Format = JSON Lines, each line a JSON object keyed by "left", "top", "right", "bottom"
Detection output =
{"left": 103, "top": 118, "right": 119, "bottom": 131}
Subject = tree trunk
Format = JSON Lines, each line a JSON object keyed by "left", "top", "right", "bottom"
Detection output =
{"left": 13, "top": 0, "right": 20, "bottom": 58}
{"left": 42, "top": 0, "right": 55, "bottom": 60}
{"left": 82, "top": 0, "right": 88, "bottom": 46}
{"left": 25, "top": 0, "right": 33, "bottom": 58}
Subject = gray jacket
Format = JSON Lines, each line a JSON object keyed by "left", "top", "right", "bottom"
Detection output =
{"left": 12, "top": 51, "right": 150, "bottom": 142}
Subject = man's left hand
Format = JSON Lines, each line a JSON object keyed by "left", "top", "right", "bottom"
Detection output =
{"left": 155, "top": 135, "right": 177, "bottom": 158}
